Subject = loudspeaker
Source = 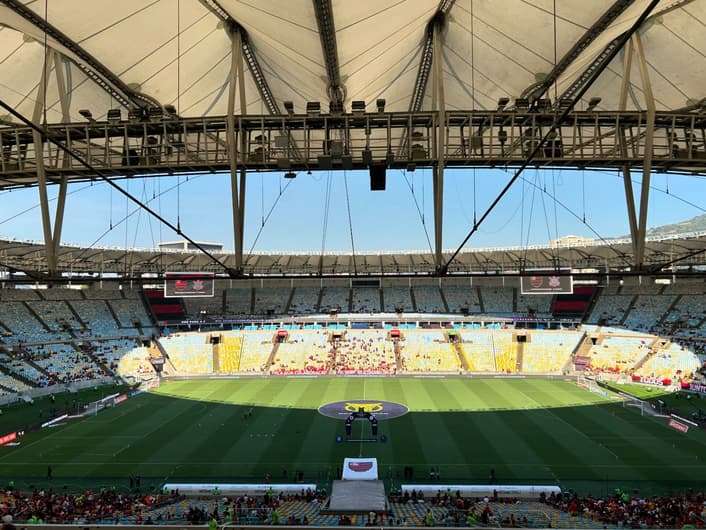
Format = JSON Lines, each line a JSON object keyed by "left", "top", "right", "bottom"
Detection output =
{"left": 370, "top": 164, "right": 386, "bottom": 191}
{"left": 210, "top": 336, "right": 220, "bottom": 345}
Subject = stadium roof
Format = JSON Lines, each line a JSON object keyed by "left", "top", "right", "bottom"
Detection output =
{"left": 2, "top": 231, "right": 705, "bottom": 277}
{"left": 1, "top": 0, "right": 705, "bottom": 278}
{"left": 0, "top": 0, "right": 703, "bottom": 124}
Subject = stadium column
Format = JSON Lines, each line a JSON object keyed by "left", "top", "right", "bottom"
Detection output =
{"left": 31, "top": 48, "right": 59, "bottom": 276}
{"left": 618, "top": 39, "right": 639, "bottom": 260}
{"left": 432, "top": 21, "right": 445, "bottom": 275}
{"left": 226, "top": 26, "right": 247, "bottom": 274}
{"left": 632, "top": 32, "right": 655, "bottom": 271}
{"left": 51, "top": 50, "right": 70, "bottom": 261}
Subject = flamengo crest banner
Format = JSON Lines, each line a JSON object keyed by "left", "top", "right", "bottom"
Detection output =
{"left": 342, "top": 458, "right": 378, "bottom": 480}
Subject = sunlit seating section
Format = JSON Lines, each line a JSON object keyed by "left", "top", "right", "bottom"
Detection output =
{"left": 635, "top": 343, "right": 701, "bottom": 380}
{"left": 319, "top": 287, "right": 350, "bottom": 312}
{"left": 587, "top": 294, "right": 633, "bottom": 325}
{"left": 254, "top": 287, "right": 290, "bottom": 315}
{"left": 399, "top": 331, "right": 460, "bottom": 372}
{"left": 522, "top": 332, "right": 580, "bottom": 373}
{"left": 0, "top": 301, "right": 66, "bottom": 343}
{"left": 27, "top": 343, "right": 105, "bottom": 383}
{"left": 351, "top": 287, "right": 380, "bottom": 313}
{"left": 110, "top": 298, "right": 152, "bottom": 327}
{"left": 479, "top": 287, "right": 514, "bottom": 315}
{"left": 270, "top": 330, "right": 331, "bottom": 374}
{"left": 117, "top": 346, "right": 156, "bottom": 379}
{"left": 26, "top": 300, "right": 82, "bottom": 331}
{"left": 233, "top": 330, "right": 273, "bottom": 373}
{"left": 71, "top": 300, "right": 121, "bottom": 337}
{"left": 443, "top": 285, "right": 481, "bottom": 313}
{"left": 224, "top": 287, "right": 252, "bottom": 315}
{"left": 459, "top": 330, "right": 497, "bottom": 371}
{"left": 159, "top": 333, "right": 212, "bottom": 374}
{"left": 413, "top": 286, "right": 446, "bottom": 313}
{"left": 586, "top": 336, "right": 649, "bottom": 373}
{"left": 334, "top": 330, "right": 395, "bottom": 374}
{"left": 493, "top": 332, "right": 518, "bottom": 372}
{"left": 620, "top": 280, "right": 663, "bottom": 295}
{"left": 288, "top": 286, "right": 320, "bottom": 315}
{"left": 217, "top": 334, "right": 243, "bottom": 373}
{"left": 383, "top": 286, "right": 413, "bottom": 313}
{"left": 40, "top": 288, "right": 83, "bottom": 301}
{"left": 515, "top": 293, "right": 553, "bottom": 316}
{"left": 0, "top": 289, "right": 41, "bottom": 301}
{"left": 622, "top": 295, "right": 675, "bottom": 332}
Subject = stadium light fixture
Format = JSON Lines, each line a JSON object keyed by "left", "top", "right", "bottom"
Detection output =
{"left": 284, "top": 171, "right": 296, "bottom": 179}
{"left": 306, "top": 101, "right": 321, "bottom": 116}
{"left": 535, "top": 98, "right": 552, "bottom": 111}
{"left": 283, "top": 101, "right": 294, "bottom": 116}
{"left": 148, "top": 107, "right": 163, "bottom": 121}
{"left": 164, "top": 104, "right": 177, "bottom": 117}
{"left": 78, "top": 109, "right": 94, "bottom": 122}
{"left": 496, "top": 97, "right": 509, "bottom": 110}
{"left": 376, "top": 99, "right": 386, "bottom": 113}
{"left": 587, "top": 97, "right": 602, "bottom": 111}
{"left": 351, "top": 100, "right": 366, "bottom": 115}
{"left": 106, "top": 109, "right": 121, "bottom": 123}
{"left": 514, "top": 98, "right": 529, "bottom": 110}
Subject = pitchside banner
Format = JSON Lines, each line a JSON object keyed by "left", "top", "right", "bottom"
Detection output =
{"left": 520, "top": 273, "right": 573, "bottom": 294}
{"left": 164, "top": 272, "right": 215, "bottom": 298}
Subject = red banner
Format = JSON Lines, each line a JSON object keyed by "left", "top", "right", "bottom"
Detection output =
{"left": 631, "top": 375, "right": 671, "bottom": 386}
{"left": 668, "top": 418, "right": 689, "bottom": 433}
{"left": 0, "top": 432, "right": 17, "bottom": 445}
{"left": 681, "top": 382, "right": 706, "bottom": 394}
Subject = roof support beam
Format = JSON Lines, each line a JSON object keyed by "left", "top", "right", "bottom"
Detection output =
{"left": 0, "top": 0, "right": 157, "bottom": 110}
{"left": 521, "top": 0, "right": 635, "bottom": 103}
{"left": 432, "top": 24, "right": 446, "bottom": 274}
{"left": 200, "top": 0, "right": 280, "bottom": 114}
{"left": 226, "top": 27, "right": 247, "bottom": 276}
{"left": 632, "top": 32, "right": 656, "bottom": 270}
{"left": 441, "top": 0, "right": 660, "bottom": 275}
{"left": 312, "top": 0, "right": 344, "bottom": 110}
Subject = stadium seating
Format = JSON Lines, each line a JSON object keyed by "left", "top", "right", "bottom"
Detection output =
{"left": 635, "top": 342, "right": 701, "bottom": 381}
{"left": 383, "top": 286, "right": 414, "bottom": 312}
{"left": 587, "top": 294, "right": 633, "bottom": 325}
{"left": 224, "top": 287, "right": 253, "bottom": 315}
{"left": 399, "top": 330, "right": 461, "bottom": 372}
{"left": 522, "top": 332, "right": 580, "bottom": 373}
{"left": 515, "top": 292, "right": 553, "bottom": 316}
{"left": 333, "top": 330, "right": 395, "bottom": 373}
{"left": 478, "top": 287, "right": 514, "bottom": 315}
{"left": 232, "top": 330, "right": 274, "bottom": 372}
{"left": 0, "top": 288, "right": 41, "bottom": 301}
{"left": 413, "top": 285, "right": 446, "bottom": 313}
{"left": 254, "top": 287, "right": 291, "bottom": 315}
{"left": 288, "top": 286, "right": 321, "bottom": 315}
{"left": 71, "top": 299, "right": 122, "bottom": 337}
{"left": 351, "top": 287, "right": 381, "bottom": 313}
{"left": 442, "top": 285, "right": 481, "bottom": 313}
{"left": 0, "top": 301, "right": 70, "bottom": 343}
{"left": 270, "top": 330, "right": 331, "bottom": 374}
{"left": 117, "top": 346, "right": 156, "bottom": 379}
{"left": 159, "top": 333, "right": 213, "bottom": 374}
{"left": 622, "top": 294, "right": 675, "bottom": 332}
{"left": 110, "top": 298, "right": 152, "bottom": 328}
{"left": 459, "top": 330, "right": 497, "bottom": 371}
{"left": 217, "top": 333, "right": 243, "bottom": 372}
{"left": 586, "top": 335, "right": 650, "bottom": 373}
{"left": 319, "top": 286, "right": 350, "bottom": 312}
{"left": 23, "top": 343, "right": 106, "bottom": 383}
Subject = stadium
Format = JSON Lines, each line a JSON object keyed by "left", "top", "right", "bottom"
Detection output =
{"left": 1, "top": 0, "right": 706, "bottom": 528}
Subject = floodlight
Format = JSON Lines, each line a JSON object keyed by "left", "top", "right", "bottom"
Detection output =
{"left": 351, "top": 100, "right": 366, "bottom": 115}
{"left": 514, "top": 98, "right": 529, "bottom": 110}
{"left": 106, "top": 109, "right": 121, "bottom": 122}
{"left": 283, "top": 101, "right": 294, "bottom": 115}
{"left": 376, "top": 99, "right": 386, "bottom": 113}
{"left": 587, "top": 97, "right": 602, "bottom": 111}
{"left": 496, "top": 97, "right": 509, "bottom": 110}
{"left": 79, "top": 109, "right": 93, "bottom": 121}
{"left": 164, "top": 104, "right": 177, "bottom": 116}
{"left": 306, "top": 101, "right": 321, "bottom": 116}
{"left": 148, "top": 107, "right": 163, "bottom": 121}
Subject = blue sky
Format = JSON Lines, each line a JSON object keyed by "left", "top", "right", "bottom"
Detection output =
{"left": 0, "top": 167, "right": 704, "bottom": 253}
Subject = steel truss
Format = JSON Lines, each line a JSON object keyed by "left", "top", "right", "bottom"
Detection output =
{"left": 0, "top": 110, "right": 704, "bottom": 186}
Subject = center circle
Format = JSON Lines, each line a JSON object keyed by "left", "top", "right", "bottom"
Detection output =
{"left": 318, "top": 399, "right": 408, "bottom": 420}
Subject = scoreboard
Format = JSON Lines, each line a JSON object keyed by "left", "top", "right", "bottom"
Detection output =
{"left": 520, "top": 272, "right": 573, "bottom": 294}
{"left": 164, "top": 272, "right": 215, "bottom": 298}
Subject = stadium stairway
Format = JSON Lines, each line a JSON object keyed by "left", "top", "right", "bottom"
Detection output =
{"left": 66, "top": 301, "right": 89, "bottom": 329}
{"left": 448, "top": 336, "right": 469, "bottom": 371}
{"left": 566, "top": 333, "right": 591, "bottom": 372}
{"left": 618, "top": 295, "right": 639, "bottom": 326}
{"left": 104, "top": 301, "right": 123, "bottom": 328}
{"left": 515, "top": 338, "right": 524, "bottom": 372}
{"left": 438, "top": 287, "right": 450, "bottom": 313}
{"left": 410, "top": 288, "right": 418, "bottom": 312}
{"left": 74, "top": 340, "right": 114, "bottom": 375}
{"left": 379, "top": 288, "right": 384, "bottom": 312}
{"left": 0, "top": 356, "right": 41, "bottom": 387}
{"left": 22, "top": 301, "right": 52, "bottom": 331}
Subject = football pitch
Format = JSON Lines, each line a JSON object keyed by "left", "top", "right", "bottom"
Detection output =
{"left": 2, "top": 377, "right": 706, "bottom": 496}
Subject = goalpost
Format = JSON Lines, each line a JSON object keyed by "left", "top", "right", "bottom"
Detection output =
{"left": 576, "top": 375, "right": 608, "bottom": 397}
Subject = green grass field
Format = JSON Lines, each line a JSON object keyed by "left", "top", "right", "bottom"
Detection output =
{"left": 2, "top": 377, "right": 706, "bottom": 496}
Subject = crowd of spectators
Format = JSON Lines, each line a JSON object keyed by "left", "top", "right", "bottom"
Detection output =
{"left": 546, "top": 489, "right": 706, "bottom": 528}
